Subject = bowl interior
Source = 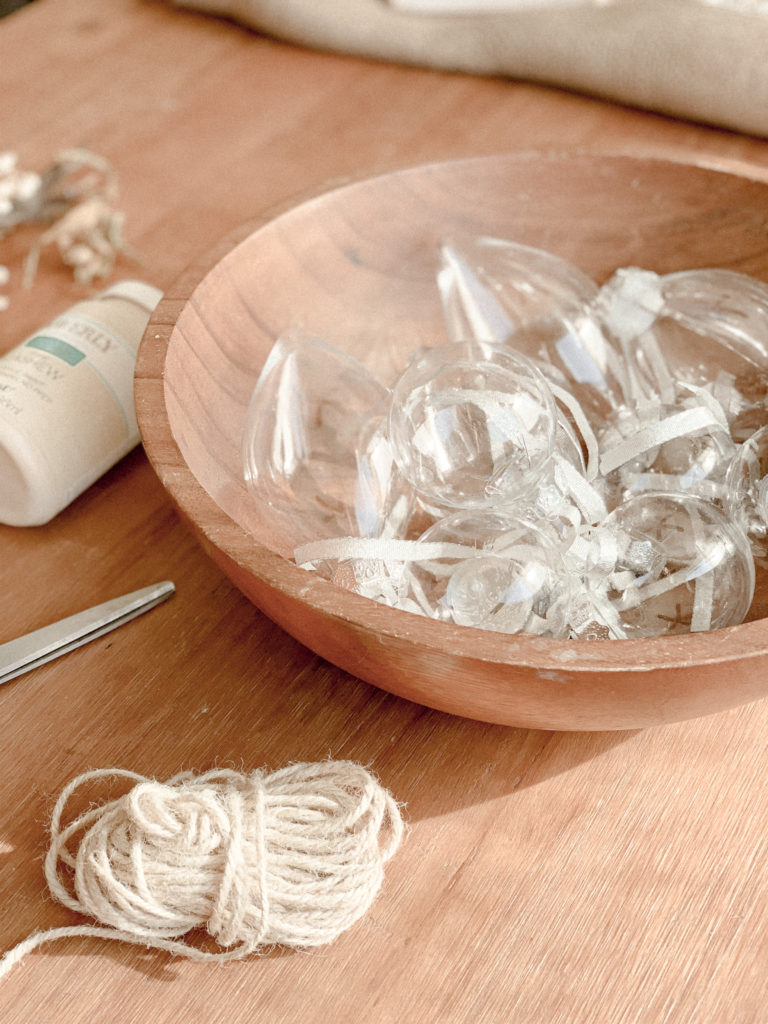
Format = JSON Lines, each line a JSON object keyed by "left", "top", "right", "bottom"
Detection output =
{"left": 137, "top": 152, "right": 768, "bottom": 729}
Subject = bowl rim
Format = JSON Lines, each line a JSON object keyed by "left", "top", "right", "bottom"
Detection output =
{"left": 135, "top": 148, "right": 768, "bottom": 679}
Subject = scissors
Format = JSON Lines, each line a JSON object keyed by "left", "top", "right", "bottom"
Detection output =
{"left": 0, "top": 580, "right": 175, "bottom": 686}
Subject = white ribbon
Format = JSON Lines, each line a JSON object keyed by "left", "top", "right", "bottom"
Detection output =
{"left": 294, "top": 536, "right": 479, "bottom": 568}
{"left": 599, "top": 405, "right": 728, "bottom": 476}
{"left": 547, "top": 381, "right": 600, "bottom": 481}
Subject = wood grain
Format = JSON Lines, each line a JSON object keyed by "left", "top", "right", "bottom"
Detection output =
{"left": 2, "top": 0, "right": 768, "bottom": 1020}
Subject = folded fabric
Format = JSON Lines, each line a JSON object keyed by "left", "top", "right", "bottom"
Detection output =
{"left": 167, "top": 0, "right": 768, "bottom": 137}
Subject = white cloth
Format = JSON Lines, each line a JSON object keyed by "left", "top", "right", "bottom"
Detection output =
{"left": 167, "top": 0, "right": 768, "bottom": 137}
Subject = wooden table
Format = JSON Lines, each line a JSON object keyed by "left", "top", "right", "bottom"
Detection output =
{"left": 2, "top": 1, "right": 768, "bottom": 1020}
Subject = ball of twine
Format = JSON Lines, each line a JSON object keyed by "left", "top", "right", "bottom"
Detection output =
{"left": 0, "top": 761, "right": 405, "bottom": 979}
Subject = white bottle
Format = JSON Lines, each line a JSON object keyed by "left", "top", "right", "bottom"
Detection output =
{"left": 0, "top": 280, "right": 163, "bottom": 526}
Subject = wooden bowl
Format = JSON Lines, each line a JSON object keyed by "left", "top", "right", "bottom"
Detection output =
{"left": 135, "top": 151, "right": 768, "bottom": 731}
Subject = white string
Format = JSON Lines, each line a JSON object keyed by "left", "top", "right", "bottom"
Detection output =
{"left": 0, "top": 763, "right": 405, "bottom": 980}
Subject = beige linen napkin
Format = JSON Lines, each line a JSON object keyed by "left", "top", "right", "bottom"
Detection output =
{"left": 167, "top": 0, "right": 768, "bottom": 137}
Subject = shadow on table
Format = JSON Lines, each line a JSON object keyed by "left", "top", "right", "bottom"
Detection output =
{"left": 331, "top": 682, "right": 641, "bottom": 823}
{"left": 172, "top": 637, "right": 644, "bottom": 825}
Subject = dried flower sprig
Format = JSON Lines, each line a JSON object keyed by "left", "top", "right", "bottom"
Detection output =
{"left": 0, "top": 147, "right": 139, "bottom": 302}
{"left": 0, "top": 147, "right": 117, "bottom": 236}
{"left": 23, "top": 192, "right": 138, "bottom": 288}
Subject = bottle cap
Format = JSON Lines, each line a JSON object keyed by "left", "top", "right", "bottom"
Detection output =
{"left": 100, "top": 280, "right": 163, "bottom": 314}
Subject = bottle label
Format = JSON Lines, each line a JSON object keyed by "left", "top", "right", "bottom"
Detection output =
{"left": 29, "top": 313, "right": 139, "bottom": 435}
{"left": 0, "top": 312, "right": 139, "bottom": 505}
{"left": 26, "top": 335, "right": 87, "bottom": 366}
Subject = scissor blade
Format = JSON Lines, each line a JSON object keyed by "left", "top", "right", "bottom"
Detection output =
{"left": 0, "top": 580, "right": 175, "bottom": 686}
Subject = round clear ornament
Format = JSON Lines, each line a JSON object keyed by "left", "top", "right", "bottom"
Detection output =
{"left": 242, "top": 329, "right": 396, "bottom": 547}
{"left": 438, "top": 236, "right": 599, "bottom": 337}
{"left": 595, "top": 266, "right": 768, "bottom": 430}
{"left": 437, "top": 237, "right": 630, "bottom": 426}
{"left": 600, "top": 491, "right": 754, "bottom": 638}
{"left": 407, "top": 510, "right": 574, "bottom": 637}
{"left": 597, "top": 397, "right": 735, "bottom": 507}
{"left": 388, "top": 340, "right": 559, "bottom": 510}
{"left": 725, "top": 424, "right": 768, "bottom": 549}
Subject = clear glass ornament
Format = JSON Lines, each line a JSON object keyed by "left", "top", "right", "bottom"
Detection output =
{"left": 438, "top": 236, "right": 599, "bottom": 339}
{"left": 387, "top": 340, "right": 559, "bottom": 510}
{"left": 407, "top": 510, "right": 574, "bottom": 637}
{"left": 500, "top": 451, "right": 609, "bottom": 552}
{"left": 597, "top": 394, "right": 736, "bottom": 507}
{"left": 725, "top": 424, "right": 768, "bottom": 549}
{"left": 242, "top": 329, "right": 393, "bottom": 546}
{"left": 662, "top": 267, "right": 768, "bottom": 364}
{"left": 510, "top": 476, "right": 583, "bottom": 546}
{"left": 600, "top": 492, "right": 754, "bottom": 637}
{"left": 353, "top": 412, "right": 415, "bottom": 539}
{"left": 596, "top": 266, "right": 768, "bottom": 426}
{"left": 437, "top": 238, "right": 631, "bottom": 425}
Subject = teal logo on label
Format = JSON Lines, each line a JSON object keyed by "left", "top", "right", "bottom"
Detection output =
{"left": 26, "top": 335, "right": 87, "bottom": 366}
